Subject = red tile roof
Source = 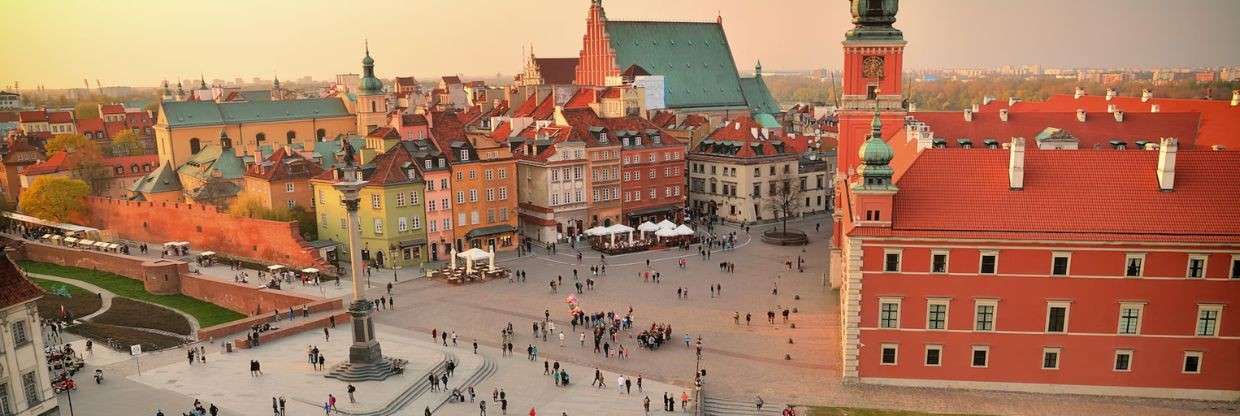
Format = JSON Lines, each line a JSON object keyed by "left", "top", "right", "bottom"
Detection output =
{"left": 533, "top": 58, "right": 580, "bottom": 85}
{"left": 246, "top": 147, "right": 325, "bottom": 181}
{"left": 367, "top": 126, "right": 401, "bottom": 140}
{"left": 125, "top": 112, "right": 153, "bottom": 128}
{"left": 978, "top": 93, "right": 1240, "bottom": 150}
{"left": 48, "top": 111, "right": 74, "bottom": 124}
{"left": 0, "top": 253, "right": 43, "bottom": 309}
{"left": 23, "top": 151, "right": 158, "bottom": 177}
{"left": 884, "top": 148, "right": 1240, "bottom": 241}
{"left": 400, "top": 113, "right": 428, "bottom": 127}
{"left": 512, "top": 93, "right": 542, "bottom": 117}
{"left": 100, "top": 104, "right": 125, "bottom": 115}
{"left": 395, "top": 76, "right": 417, "bottom": 87}
{"left": 601, "top": 87, "right": 622, "bottom": 99}
{"left": 0, "top": 112, "right": 19, "bottom": 123}
{"left": 697, "top": 116, "right": 795, "bottom": 159}
{"left": 650, "top": 111, "right": 677, "bottom": 129}
{"left": 565, "top": 88, "right": 597, "bottom": 109}
{"left": 441, "top": 76, "right": 462, "bottom": 85}
{"left": 528, "top": 94, "right": 557, "bottom": 120}
{"left": 18, "top": 111, "right": 47, "bottom": 123}
{"left": 76, "top": 117, "right": 106, "bottom": 134}
{"left": 909, "top": 111, "right": 1201, "bottom": 150}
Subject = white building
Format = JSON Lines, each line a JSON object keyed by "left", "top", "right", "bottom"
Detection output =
{"left": 0, "top": 254, "right": 59, "bottom": 416}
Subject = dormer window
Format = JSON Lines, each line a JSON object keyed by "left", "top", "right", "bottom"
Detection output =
{"left": 424, "top": 159, "right": 432, "bottom": 169}
{"left": 460, "top": 149, "right": 469, "bottom": 161}
{"left": 622, "top": 137, "right": 630, "bottom": 147}
{"left": 599, "top": 133, "right": 607, "bottom": 143}
{"left": 438, "top": 158, "right": 445, "bottom": 167}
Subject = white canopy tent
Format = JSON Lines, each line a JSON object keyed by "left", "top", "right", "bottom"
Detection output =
{"left": 657, "top": 219, "right": 677, "bottom": 230}
{"left": 654, "top": 228, "right": 678, "bottom": 239}
{"left": 301, "top": 268, "right": 319, "bottom": 274}
{"left": 603, "top": 224, "right": 637, "bottom": 244}
{"left": 637, "top": 222, "right": 660, "bottom": 232}
{"left": 77, "top": 239, "right": 96, "bottom": 247}
{"left": 583, "top": 226, "right": 609, "bottom": 236}
{"left": 268, "top": 265, "right": 285, "bottom": 271}
{"left": 456, "top": 248, "right": 493, "bottom": 273}
{"left": 199, "top": 251, "right": 216, "bottom": 257}
{"left": 673, "top": 224, "right": 695, "bottom": 236}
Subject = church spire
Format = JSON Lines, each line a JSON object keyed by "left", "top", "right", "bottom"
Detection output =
{"left": 755, "top": 60, "right": 762, "bottom": 77}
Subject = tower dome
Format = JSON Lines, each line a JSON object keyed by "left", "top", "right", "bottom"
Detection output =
{"left": 358, "top": 41, "right": 383, "bottom": 94}
{"left": 858, "top": 111, "right": 893, "bottom": 165}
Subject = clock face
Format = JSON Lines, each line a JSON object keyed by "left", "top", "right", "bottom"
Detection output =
{"left": 862, "top": 55, "right": 885, "bottom": 79}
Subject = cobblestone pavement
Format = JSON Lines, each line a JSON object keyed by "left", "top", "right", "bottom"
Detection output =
{"left": 369, "top": 214, "right": 1238, "bottom": 416}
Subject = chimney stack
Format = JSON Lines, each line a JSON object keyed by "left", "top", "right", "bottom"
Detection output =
{"left": 1008, "top": 137, "right": 1025, "bottom": 190}
{"left": 1074, "top": 86, "right": 1085, "bottom": 99}
{"left": 1076, "top": 109, "right": 1087, "bottom": 122}
{"left": 963, "top": 108, "right": 974, "bottom": 122}
{"left": 1141, "top": 89, "right": 1153, "bottom": 102}
{"left": 1232, "top": 90, "right": 1239, "bottom": 107}
{"left": 1157, "top": 138, "right": 1177, "bottom": 191}
{"left": 1008, "top": 96, "right": 1021, "bottom": 106}
{"left": 1105, "top": 88, "right": 1117, "bottom": 101}
{"left": 1113, "top": 110, "right": 1125, "bottom": 122}
{"left": 982, "top": 96, "right": 995, "bottom": 106}
{"left": 971, "top": 103, "right": 980, "bottom": 112}
{"left": 908, "top": 102, "right": 918, "bottom": 112}
{"left": 1150, "top": 104, "right": 1160, "bottom": 113}
{"left": 999, "top": 108, "right": 1009, "bottom": 122}
{"left": 1107, "top": 104, "right": 1117, "bottom": 113}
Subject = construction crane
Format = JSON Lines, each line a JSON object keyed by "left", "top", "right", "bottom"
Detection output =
{"left": 95, "top": 79, "right": 103, "bottom": 95}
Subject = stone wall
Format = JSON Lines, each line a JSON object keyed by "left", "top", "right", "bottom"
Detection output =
{"left": 179, "top": 274, "right": 320, "bottom": 316}
{"left": 84, "top": 197, "right": 327, "bottom": 269}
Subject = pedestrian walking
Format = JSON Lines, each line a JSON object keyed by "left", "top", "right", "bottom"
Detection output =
{"left": 348, "top": 384, "right": 357, "bottom": 403}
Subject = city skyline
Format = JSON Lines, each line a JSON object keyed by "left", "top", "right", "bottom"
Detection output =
{"left": 2, "top": 0, "right": 1238, "bottom": 90}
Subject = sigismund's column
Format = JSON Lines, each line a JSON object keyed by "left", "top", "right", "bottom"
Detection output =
{"left": 326, "top": 159, "right": 405, "bottom": 381}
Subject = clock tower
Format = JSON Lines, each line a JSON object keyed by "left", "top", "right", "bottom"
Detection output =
{"left": 836, "top": 0, "right": 905, "bottom": 179}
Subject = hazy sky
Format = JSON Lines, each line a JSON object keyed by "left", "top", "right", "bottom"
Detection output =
{"left": 2, "top": 0, "right": 1238, "bottom": 89}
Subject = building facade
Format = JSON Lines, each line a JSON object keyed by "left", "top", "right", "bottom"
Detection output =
{"left": 155, "top": 98, "right": 355, "bottom": 167}
{"left": 0, "top": 255, "right": 60, "bottom": 416}
{"left": 514, "top": 125, "right": 589, "bottom": 243}
{"left": 242, "top": 147, "right": 325, "bottom": 211}
{"left": 688, "top": 116, "right": 799, "bottom": 223}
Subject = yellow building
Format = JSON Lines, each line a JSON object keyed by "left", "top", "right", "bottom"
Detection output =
{"left": 154, "top": 97, "right": 356, "bottom": 167}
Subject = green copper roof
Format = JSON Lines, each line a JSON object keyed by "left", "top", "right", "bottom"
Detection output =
{"left": 239, "top": 90, "right": 272, "bottom": 101}
{"left": 177, "top": 144, "right": 246, "bottom": 181}
{"left": 312, "top": 135, "right": 367, "bottom": 170}
{"left": 754, "top": 113, "right": 780, "bottom": 129}
{"left": 605, "top": 21, "right": 746, "bottom": 109}
{"left": 740, "top": 75, "right": 780, "bottom": 115}
{"left": 130, "top": 162, "right": 182, "bottom": 194}
{"left": 161, "top": 98, "right": 350, "bottom": 128}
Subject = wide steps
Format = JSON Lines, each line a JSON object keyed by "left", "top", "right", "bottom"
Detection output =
{"left": 311, "top": 351, "right": 452, "bottom": 416}
{"left": 702, "top": 397, "right": 784, "bottom": 416}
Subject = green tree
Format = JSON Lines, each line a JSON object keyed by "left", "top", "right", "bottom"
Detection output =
{"left": 19, "top": 176, "right": 91, "bottom": 223}
{"left": 74, "top": 101, "right": 100, "bottom": 119}
{"left": 45, "top": 133, "right": 101, "bottom": 156}
{"left": 110, "top": 130, "right": 145, "bottom": 156}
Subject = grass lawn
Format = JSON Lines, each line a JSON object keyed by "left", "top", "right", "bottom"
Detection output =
{"left": 66, "top": 322, "right": 186, "bottom": 351}
{"left": 31, "top": 277, "right": 102, "bottom": 320}
{"left": 92, "top": 298, "right": 193, "bottom": 336}
{"left": 19, "top": 261, "right": 245, "bottom": 328}
{"left": 805, "top": 407, "right": 989, "bottom": 416}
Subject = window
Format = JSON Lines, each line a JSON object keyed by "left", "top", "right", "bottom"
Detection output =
{"left": 470, "top": 211, "right": 479, "bottom": 224}
{"left": 398, "top": 217, "right": 409, "bottom": 232}
{"left": 883, "top": 249, "right": 902, "bottom": 272}
{"left": 456, "top": 192, "right": 464, "bottom": 204}
{"left": 469, "top": 189, "right": 478, "bottom": 202}
{"left": 931, "top": 250, "right": 948, "bottom": 273}
{"left": 924, "top": 345, "right": 942, "bottom": 366}
{"left": 443, "top": 218, "right": 452, "bottom": 230}
{"left": 371, "top": 194, "right": 381, "bottom": 209}
{"left": 339, "top": 218, "right": 347, "bottom": 229}
{"left": 879, "top": 298, "right": 901, "bottom": 329}
{"left": 499, "top": 187, "right": 508, "bottom": 200}
{"left": 468, "top": 170, "right": 477, "bottom": 180}
{"left": 979, "top": 251, "right": 998, "bottom": 274}
{"left": 396, "top": 192, "right": 406, "bottom": 207}
{"left": 880, "top": 344, "right": 898, "bottom": 365}
{"left": 971, "top": 346, "right": 989, "bottom": 368}
{"left": 286, "top": 130, "right": 296, "bottom": 144}
{"left": 1231, "top": 255, "right": 1240, "bottom": 279}
{"left": 1046, "top": 302, "right": 1069, "bottom": 333}
{"left": 1051, "top": 252, "right": 1071, "bottom": 276}
{"left": 412, "top": 217, "right": 421, "bottom": 229}
{"left": 1187, "top": 255, "right": 1207, "bottom": 278}
{"left": 927, "top": 300, "right": 948, "bottom": 330}
{"left": 486, "top": 188, "right": 495, "bottom": 201}
{"left": 373, "top": 218, "right": 383, "bottom": 234}
{"left": 1125, "top": 253, "right": 1145, "bottom": 277}
{"left": 649, "top": 188, "right": 656, "bottom": 199}
{"left": 410, "top": 192, "right": 419, "bottom": 205}
{"left": 1114, "top": 350, "right": 1133, "bottom": 372}
{"left": 460, "top": 149, "right": 469, "bottom": 161}
{"left": 441, "top": 179, "right": 449, "bottom": 190}
{"left": 1183, "top": 351, "right": 1202, "bottom": 374}
{"left": 0, "top": 382, "right": 11, "bottom": 416}
{"left": 974, "top": 300, "right": 997, "bottom": 331}
{"left": 1118, "top": 303, "right": 1143, "bottom": 335}
{"left": 499, "top": 168, "right": 507, "bottom": 179}
{"left": 10, "top": 321, "right": 28, "bottom": 346}
{"left": 21, "top": 371, "right": 38, "bottom": 408}
{"left": 286, "top": 200, "right": 295, "bottom": 209}
{"left": 1196, "top": 305, "right": 1222, "bottom": 336}
{"left": 485, "top": 169, "right": 494, "bottom": 180}
{"left": 1042, "top": 348, "right": 1061, "bottom": 370}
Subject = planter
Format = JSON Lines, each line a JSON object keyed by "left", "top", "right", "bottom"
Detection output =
{"left": 761, "top": 229, "right": 808, "bottom": 246}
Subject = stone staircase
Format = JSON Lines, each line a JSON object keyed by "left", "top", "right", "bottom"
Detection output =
{"left": 428, "top": 353, "right": 498, "bottom": 413}
{"left": 297, "top": 350, "right": 448, "bottom": 416}
{"left": 701, "top": 396, "right": 784, "bottom": 416}
{"left": 323, "top": 350, "right": 499, "bottom": 416}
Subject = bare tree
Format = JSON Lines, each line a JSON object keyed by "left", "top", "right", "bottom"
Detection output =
{"left": 762, "top": 173, "right": 804, "bottom": 236}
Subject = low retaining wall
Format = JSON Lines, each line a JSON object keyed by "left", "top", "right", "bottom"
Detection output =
{"left": 198, "top": 298, "right": 345, "bottom": 341}
{"left": 180, "top": 274, "right": 320, "bottom": 316}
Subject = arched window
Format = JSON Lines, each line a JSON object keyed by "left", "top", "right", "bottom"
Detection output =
{"left": 256, "top": 132, "right": 266, "bottom": 144}
{"left": 189, "top": 138, "right": 202, "bottom": 154}
{"left": 316, "top": 129, "right": 326, "bottom": 141}
{"left": 286, "top": 130, "right": 296, "bottom": 144}
{"left": 370, "top": 101, "right": 377, "bottom": 113}
{"left": 220, "top": 136, "right": 232, "bottom": 148}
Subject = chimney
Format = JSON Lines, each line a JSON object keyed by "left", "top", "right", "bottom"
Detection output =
{"left": 1074, "top": 86, "right": 1085, "bottom": 99}
{"left": 1008, "top": 137, "right": 1025, "bottom": 190}
{"left": 999, "top": 108, "right": 1009, "bottom": 122}
{"left": 1150, "top": 104, "right": 1160, "bottom": 113}
{"left": 1232, "top": 90, "right": 1239, "bottom": 107}
{"left": 908, "top": 102, "right": 918, "bottom": 112}
{"left": 1008, "top": 96, "right": 1021, "bottom": 106}
{"left": 1106, "top": 104, "right": 1117, "bottom": 113}
{"left": 1141, "top": 89, "right": 1153, "bottom": 102}
{"left": 963, "top": 108, "right": 974, "bottom": 122}
{"left": 1076, "top": 109, "right": 1086, "bottom": 122}
{"left": 971, "top": 103, "right": 980, "bottom": 112}
{"left": 1157, "top": 138, "right": 1177, "bottom": 191}
{"left": 1113, "top": 110, "right": 1125, "bottom": 122}
{"left": 1105, "top": 88, "right": 1117, "bottom": 101}
{"left": 982, "top": 96, "right": 995, "bottom": 106}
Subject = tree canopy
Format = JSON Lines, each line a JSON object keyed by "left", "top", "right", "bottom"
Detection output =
{"left": 19, "top": 176, "right": 92, "bottom": 223}
{"left": 110, "top": 130, "right": 145, "bottom": 156}
{"left": 45, "top": 133, "right": 102, "bottom": 157}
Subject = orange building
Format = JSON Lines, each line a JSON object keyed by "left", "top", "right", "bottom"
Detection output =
{"left": 242, "top": 147, "right": 324, "bottom": 211}
{"left": 430, "top": 110, "right": 519, "bottom": 251}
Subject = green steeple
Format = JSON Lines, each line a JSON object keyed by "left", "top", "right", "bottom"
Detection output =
{"left": 845, "top": 0, "right": 903, "bottom": 41}
{"left": 853, "top": 110, "right": 896, "bottom": 191}
{"left": 359, "top": 40, "right": 383, "bottom": 94}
